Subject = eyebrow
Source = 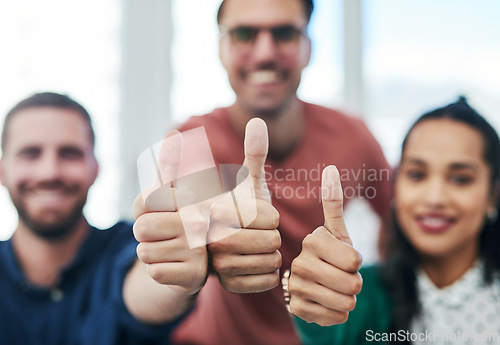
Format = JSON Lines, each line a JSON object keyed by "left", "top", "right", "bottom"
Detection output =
{"left": 401, "top": 157, "right": 479, "bottom": 172}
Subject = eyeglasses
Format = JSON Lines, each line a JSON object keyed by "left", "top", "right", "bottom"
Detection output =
{"left": 220, "top": 25, "right": 307, "bottom": 53}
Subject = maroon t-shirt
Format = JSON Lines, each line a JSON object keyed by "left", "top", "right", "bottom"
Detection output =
{"left": 171, "top": 102, "right": 391, "bottom": 345}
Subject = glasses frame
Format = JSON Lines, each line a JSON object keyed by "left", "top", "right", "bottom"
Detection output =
{"left": 219, "top": 24, "right": 309, "bottom": 53}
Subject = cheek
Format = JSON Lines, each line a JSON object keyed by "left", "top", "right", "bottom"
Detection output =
{"left": 393, "top": 181, "right": 420, "bottom": 234}
{"left": 220, "top": 45, "right": 239, "bottom": 72}
{"left": 62, "top": 163, "right": 96, "bottom": 185}
{"left": 456, "top": 196, "right": 488, "bottom": 229}
{"left": 394, "top": 180, "right": 414, "bottom": 212}
{"left": 2, "top": 165, "right": 31, "bottom": 188}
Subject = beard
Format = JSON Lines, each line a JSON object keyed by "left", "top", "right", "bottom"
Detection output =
{"left": 10, "top": 180, "right": 88, "bottom": 242}
{"left": 15, "top": 199, "right": 86, "bottom": 241}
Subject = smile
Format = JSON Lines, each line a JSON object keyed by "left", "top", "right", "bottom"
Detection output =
{"left": 416, "top": 214, "right": 456, "bottom": 233}
{"left": 246, "top": 70, "right": 284, "bottom": 85}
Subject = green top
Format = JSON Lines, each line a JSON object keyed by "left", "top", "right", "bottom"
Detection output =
{"left": 293, "top": 266, "right": 394, "bottom": 345}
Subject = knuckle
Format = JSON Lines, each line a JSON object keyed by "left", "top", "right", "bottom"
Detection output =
{"left": 347, "top": 273, "right": 363, "bottom": 295}
{"left": 302, "top": 227, "right": 325, "bottom": 249}
{"left": 209, "top": 201, "right": 230, "bottom": 223}
{"left": 271, "top": 251, "right": 282, "bottom": 271}
{"left": 147, "top": 264, "right": 164, "bottom": 283}
{"left": 270, "top": 230, "right": 282, "bottom": 251}
{"left": 220, "top": 276, "right": 241, "bottom": 293}
{"left": 287, "top": 275, "right": 299, "bottom": 295}
{"left": 185, "top": 218, "right": 208, "bottom": 237}
{"left": 290, "top": 257, "right": 307, "bottom": 277}
{"left": 288, "top": 298, "right": 300, "bottom": 315}
{"left": 132, "top": 215, "right": 150, "bottom": 242}
{"left": 301, "top": 233, "right": 317, "bottom": 250}
{"left": 209, "top": 205, "right": 222, "bottom": 224}
{"left": 210, "top": 254, "right": 228, "bottom": 273}
{"left": 268, "top": 271, "right": 280, "bottom": 289}
{"left": 290, "top": 300, "right": 313, "bottom": 322}
{"left": 319, "top": 312, "right": 349, "bottom": 326}
{"left": 212, "top": 254, "right": 240, "bottom": 277}
{"left": 346, "top": 249, "right": 363, "bottom": 272}
{"left": 135, "top": 243, "right": 150, "bottom": 263}
{"left": 341, "top": 295, "right": 357, "bottom": 312}
{"left": 335, "top": 312, "right": 349, "bottom": 324}
{"left": 269, "top": 204, "right": 280, "bottom": 228}
{"left": 207, "top": 238, "right": 226, "bottom": 254}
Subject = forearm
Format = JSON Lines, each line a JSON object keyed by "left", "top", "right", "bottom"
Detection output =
{"left": 123, "top": 260, "right": 197, "bottom": 325}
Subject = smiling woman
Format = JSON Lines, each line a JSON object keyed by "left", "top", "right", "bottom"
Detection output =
{"left": 291, "top": 98, "right": 500, "bottom": 345}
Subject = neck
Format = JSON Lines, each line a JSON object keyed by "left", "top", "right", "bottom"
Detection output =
{"left": 420, "top": 240, "right": 479, "bottom": 288}
{"left": 11, "top": 217, "right": 90, "bottom": 288}
{"left": 229, "top": 98, "right": 305, "bottom": 160}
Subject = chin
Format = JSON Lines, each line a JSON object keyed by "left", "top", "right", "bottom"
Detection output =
{"left": 18, "top": 204, "right": 86, "bottom": 241}
{"left": 29, "top": 217, "right": 83, "bottom": 241}
{"left": 244, "top": 101, "right": 289, "bottom": 119}
{"left": 413, "top": 240, "right": 454, "bottom": 259}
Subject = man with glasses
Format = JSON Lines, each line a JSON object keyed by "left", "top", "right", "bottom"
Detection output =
{"left": 153, "top": 0, "right": 391, "bottom": 344}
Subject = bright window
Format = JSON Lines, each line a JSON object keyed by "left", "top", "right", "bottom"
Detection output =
{"left": 0, "top": 0, "right": 122, "bottom": 240}
{"left": 364, "top": 0, "right": 500, "bottom": 165}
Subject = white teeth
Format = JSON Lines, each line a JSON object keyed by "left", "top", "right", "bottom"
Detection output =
{"left": 247, "top": 70, "right": 280, "bottom": 84}
{"left": 420, "top": 217, "right": 448, "bottom": 227}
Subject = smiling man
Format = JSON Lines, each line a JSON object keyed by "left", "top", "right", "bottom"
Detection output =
{"left": 0, "top": 92, "right": 207, "bottom": 345}
{"left": 155, "top": 0, "right": 392, "bottom": 344}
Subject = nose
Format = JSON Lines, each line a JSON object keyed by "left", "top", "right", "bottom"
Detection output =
{"left": 251, "top": 30, "right": 279, "bottom": 62}
{"left": 422, "top": 177, "right": 448, "bottom": 208}
{"left": 35, "top": 151, "right": 62, "bottom": 182}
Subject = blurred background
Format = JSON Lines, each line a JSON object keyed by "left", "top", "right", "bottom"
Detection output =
{"left": 1, "top": 0, "right": 499, "bottom": 262}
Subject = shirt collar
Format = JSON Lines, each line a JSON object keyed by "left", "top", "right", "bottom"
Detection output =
{"left": 417, "top": 261, "right": 484, "bottom": 309}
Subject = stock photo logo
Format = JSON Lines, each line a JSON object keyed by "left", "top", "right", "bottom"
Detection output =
{"left": 137, "top": 127, "right": 257, "bottom": 248}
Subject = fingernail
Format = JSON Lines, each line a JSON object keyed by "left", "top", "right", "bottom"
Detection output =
{"left": 322, "top": 165, "right": 342, "bottom": 201}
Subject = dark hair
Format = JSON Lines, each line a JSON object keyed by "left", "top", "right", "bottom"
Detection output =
{"left": 217, "top": 0, "right": 314, "bottom": 25}
{"left": 381, "top": 96, "right": 500, "bottom": 343}
{"left": 1, "top": 92, "right": 95, "bottom": 151}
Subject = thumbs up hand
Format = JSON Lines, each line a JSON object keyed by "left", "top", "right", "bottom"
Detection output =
{"left": 208, "top": 118, "right": 282, "bottom": 293}
{"left": 288, "top": 166, "right": 363, "bottom": 326}
{"left": 132, "top": 130, "right": 208, "bottom": 295}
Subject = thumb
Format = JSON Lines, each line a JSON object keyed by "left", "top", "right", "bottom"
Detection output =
{"left": 242, "top": 118, "right": 271, "bottom": 203}
{"left": 143, "top": 130, "right": 182, "bottom": 213}
{"left": 156, "top": 130, "right": 182, "bottom": 187}
{"left": 321, "top": 165, "right": 352, "bottom": 245}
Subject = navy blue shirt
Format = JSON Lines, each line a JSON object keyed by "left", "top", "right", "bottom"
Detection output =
{"left": 0, "top": 222, "right": 181, "bottom": 345}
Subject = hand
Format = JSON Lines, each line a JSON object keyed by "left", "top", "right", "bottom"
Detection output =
{"left": 288, "top": 166, "right": 363, "bottom": 326}
{"left": 132, "top": 130, "right": 208, "bottom": 295}
{"left": 208, "top": 118, "right": 282, "bottom": 293}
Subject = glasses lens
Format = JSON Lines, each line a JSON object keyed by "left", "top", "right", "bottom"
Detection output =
{"left": 271, "top": 26, "right": 301, "bottom": 43}
{"left": 231, "top": 27, "right": 258, "bottom": 43}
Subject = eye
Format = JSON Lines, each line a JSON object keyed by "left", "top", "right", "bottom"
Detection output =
{"left": 449, "top": 174, "right": 473, "bottom": 186}
{"left": 271, "top": 26, "right": 301, "bottom": 42}
{"left": 60, "top": 147, "right": 84, "bottom": 160}
{"left": 230, "top": 27, "right": 258, "bottom": 43}
{"left": 18, "top": 147, "right": 40, "bottom": 160}
{"left": 406, "top": 169, "right": 426, "bottom": 181}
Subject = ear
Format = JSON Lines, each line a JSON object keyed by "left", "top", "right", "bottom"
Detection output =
{"left": 487, "top": 181, "right": 500, "bottom": 212}
{"left": 0, "top": 158, "right": 6, "bottom": 186}
{"left": 300, "top": 36, "right": 312, "bottom": 68}
{"left": 219, "top": 39, "right": 230, "bottom": 72}
{"left": 89, "top": 158, "right": 99, "bottom": 185}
